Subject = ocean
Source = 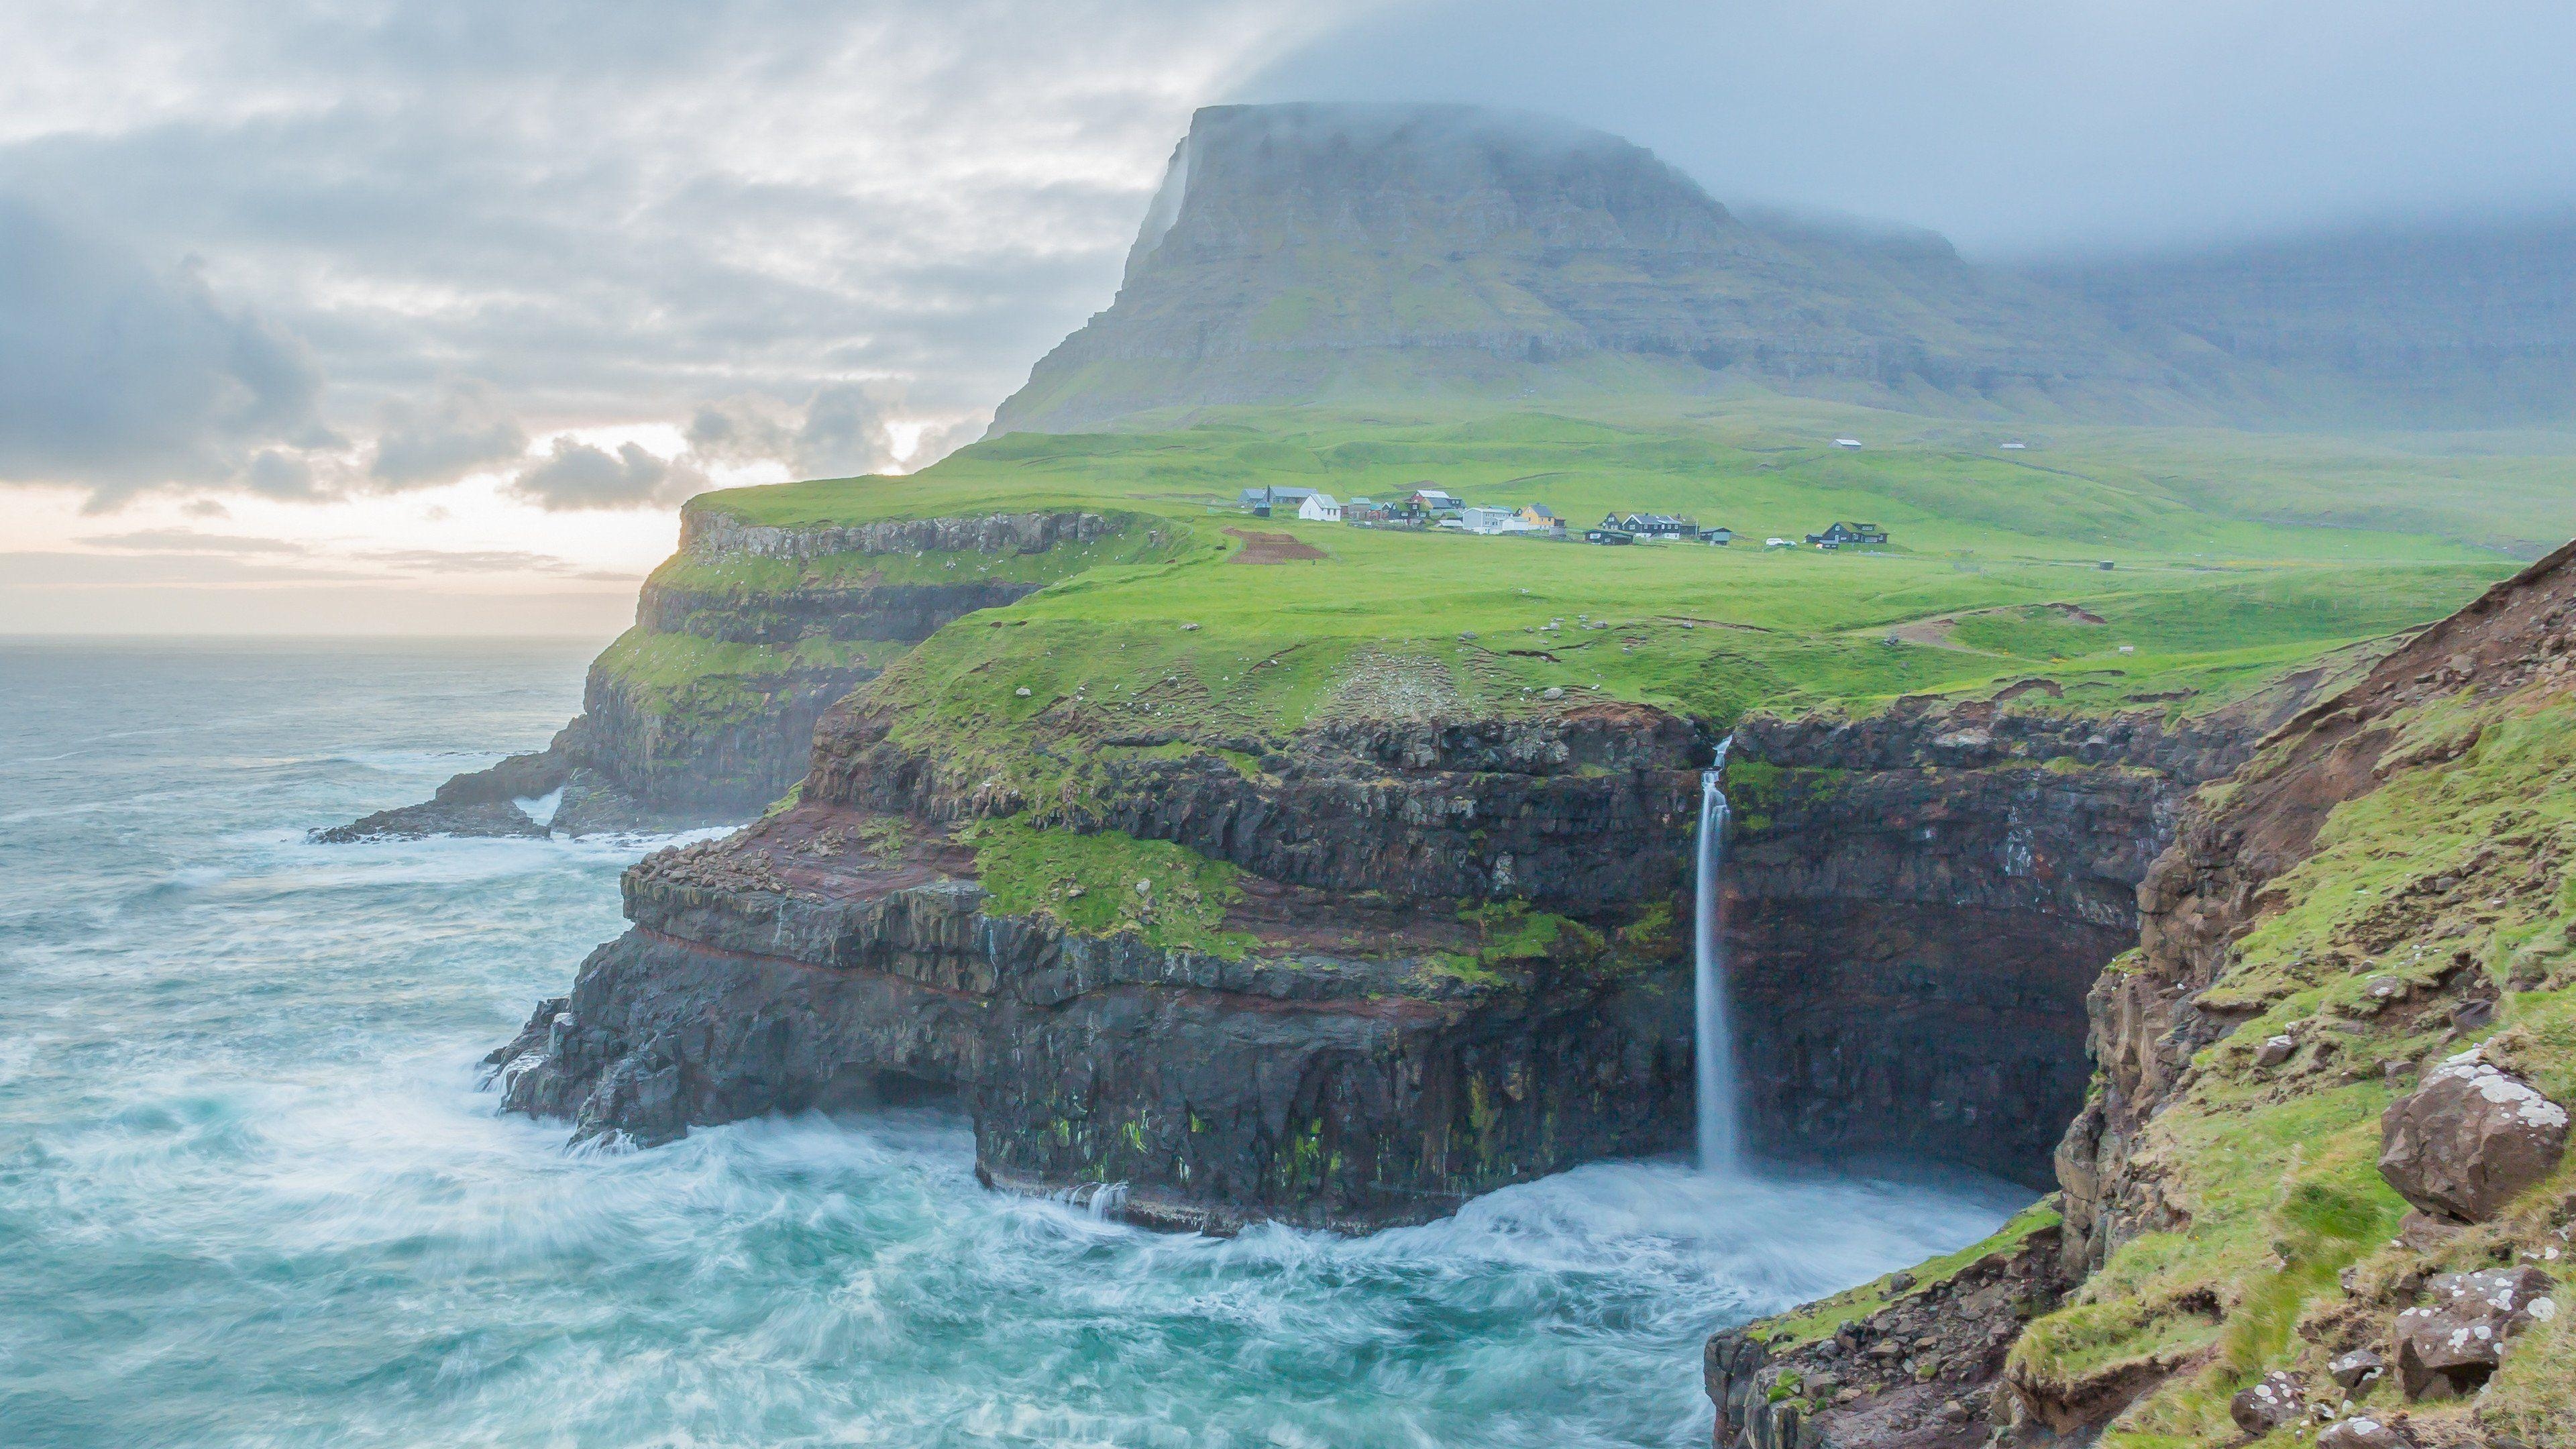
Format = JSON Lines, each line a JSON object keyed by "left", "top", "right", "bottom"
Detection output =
{"left": 0, "top": 639, "right": 2025, "bottom": 1448}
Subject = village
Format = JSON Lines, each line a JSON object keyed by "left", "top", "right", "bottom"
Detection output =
{"left": 1236, "top": 484, "right": 1889, "bottom": 551}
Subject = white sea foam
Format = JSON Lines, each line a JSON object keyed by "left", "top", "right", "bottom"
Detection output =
{"left": 0, "top": 642, "right": 2027, "bottom": 1449}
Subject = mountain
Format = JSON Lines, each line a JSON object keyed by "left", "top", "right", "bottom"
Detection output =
{"left": 989, "top": 104, "right": 2210, "bottom": 434}
{"left": 2033, "top": 213, "right": 2576, "bottom": 426}
{"left": 991, "top": 103, "right": 2576, "bottom": 435}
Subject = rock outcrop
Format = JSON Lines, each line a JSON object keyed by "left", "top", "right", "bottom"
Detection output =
{"left": 490, "top": 704, "right": 1703, "bottom": 1231}
{"left": 322, "top": 507, "right": 1126, "bottom": 840}
{"left": 2392, "top": 1267, "right": 2560, "bottom": 1401}
{"left": 2054, "top": 540, "right": 2576, "bottom": 1278}
{"left": 1988, "top": 539, "right": 2576, "bottom": 1441}
{"left": 1705, "top": 1209, "right": 2070, "bottom": 1449}
{"left": 2379, "top": 1051, "right": 2570, "bottom": 1224}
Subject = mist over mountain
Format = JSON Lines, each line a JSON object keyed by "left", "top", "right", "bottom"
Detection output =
{"left": 2031, "top": 213, "right": 2576, "bottom": 425}
{"left": 991, "top": 103, "right": 2576, "bottom": 435}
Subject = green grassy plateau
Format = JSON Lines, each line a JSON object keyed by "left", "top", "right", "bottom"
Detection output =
{"left": 666, "top": 402, "right": 2553, "bottom": 761}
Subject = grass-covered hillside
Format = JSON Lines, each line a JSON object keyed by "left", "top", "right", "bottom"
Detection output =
{"left": 2008, "top": 624, "right": 2576, "bottom": 1447}
{"left": 667, "top": 402, "right": 2548, "bottom": 778}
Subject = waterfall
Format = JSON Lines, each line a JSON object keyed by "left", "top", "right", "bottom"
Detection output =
{"left": 1695, "top": 741, "right": 1739, "bottom": 1173}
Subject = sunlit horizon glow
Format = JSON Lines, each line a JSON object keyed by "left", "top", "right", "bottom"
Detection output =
{"left": 5, "top": 0, "right": 2571, "bottom": 633}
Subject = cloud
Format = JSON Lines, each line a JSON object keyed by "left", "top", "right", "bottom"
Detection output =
{"left": 0, "top": 0, "right": 1364, "bottom": 509}
{"left": 369, "top": 380, "right": 528, "bottom": 488}
{"left": 352, "top": 547, "right": 606, "bottom": 574}
{"left": 0, "top": 197, "right": 325, "bottom": 497}
{"left": 1245, "top": 0, "right": 2576, "bottom": 254}
{"left": 79, "top": 529, "right": 309, "bottom": 554}
{"left": 795, "top": 383, "right": 908, "bottom": 478}
{"left": 243, "top": 447, "right": 323, "bottom": 499}
{"left": 685, "top": 396, "right": 798, "bottom": 467}
{"left": 0, "top": 551, "right": 374, "bottom": 586}
{"left": 508, "top": 438, "right": 707, "bottom": 511}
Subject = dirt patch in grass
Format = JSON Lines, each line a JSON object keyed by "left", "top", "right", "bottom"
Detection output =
{"left": 1223, "top": 528, "right": 1327, "bottom": 564}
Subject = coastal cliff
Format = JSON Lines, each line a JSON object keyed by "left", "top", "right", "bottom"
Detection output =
{"left": 487, "top": 657, "right": 2340, "bottom": 1231}
{"left": 491, "top": 704, "right": 1706, "bottom": 1231}
{"left": 1705, "top": 549, "right": 2576, "bottom": 1448}
{"left": 1719, "top": 688, "right": 2328, "bottom": 1184}
{"left": 321, "top": 506, "right": 1148, "bottom": 839}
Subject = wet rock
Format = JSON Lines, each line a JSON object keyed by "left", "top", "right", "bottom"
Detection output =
{"left": 2229, "top": 1370, "right": 2306, "bottom": 1435}
{"left": 2392, "top": 1266, "right": 2557, "bottom": 1399}
{"left": 314, "top": 795, "right": 550, "bottom": 842}
{"left": 2379, "top": 1051, "right": 2571, "bottom": 1222}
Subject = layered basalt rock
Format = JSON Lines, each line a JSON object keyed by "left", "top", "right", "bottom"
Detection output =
{"left": 322, "top": 509, "right": 1116, "bottom": 839}
{"left": 1716, "top": 688, "right": 2328, "bottom": 1184}
{"left": 492, "top": 704, "right": 1703, "bottom": 1231}
{"left": 810, "top": 698, "right": 1705, "bottom": 910}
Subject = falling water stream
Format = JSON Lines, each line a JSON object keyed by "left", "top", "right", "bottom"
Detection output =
{"left": 0, "top": 645, "right": 2029, "bottom": 1448}
{"left": 1694, "top": 741, "right": 1739, "bottom": 1173}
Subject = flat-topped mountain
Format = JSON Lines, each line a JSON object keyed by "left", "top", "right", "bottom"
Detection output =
{"left": 994, "top": 103, "right": 2576, "bottom": 433}
{"left": 991, "top": 104, "right": 2200, "bottom": 433}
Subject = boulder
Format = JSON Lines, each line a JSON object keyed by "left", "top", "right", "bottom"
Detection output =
{"left": 2229, "top": 1370, "right": 2306, "bottom": 1435}
{"left": 2316, "top": 1417, "right": 2413, "bottom": 1449}
{"left": 2378, "top": 1051, "right": 2569, "bottom": 1222}
{"left": 2326, "top": 1348, "right": 2387, "bottom": 1391}
{"left": 2255, "top": 1034, "right": 2298, "bottom": 1069}
{"left": 2392, "top": 1266, "right": 2557, "bottom": 1399}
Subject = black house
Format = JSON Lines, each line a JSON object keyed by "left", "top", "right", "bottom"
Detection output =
{"left": 1584, "top": 527, "right": 1636, "bottom": 545}
{"left": 1620, "top": 512, "right": 1699, "bottom": 538}
{"left": 1805, "top": 521, "right": 1888, "bottom": 547}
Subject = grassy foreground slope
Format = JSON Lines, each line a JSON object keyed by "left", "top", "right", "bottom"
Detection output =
{"left": 677, "top": 405, "right": 2536, "bottom": 773}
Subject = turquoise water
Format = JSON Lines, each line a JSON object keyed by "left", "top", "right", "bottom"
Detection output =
{"left": 0, "top": 640, "right": 2026, "bottom": 1448}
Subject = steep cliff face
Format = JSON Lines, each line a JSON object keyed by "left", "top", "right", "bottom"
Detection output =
{"left": 810, "top": 694, "right": 1705, "bottom": 910}
{"left": 1719, "top": 689, "right": 2332, "bottom": 1184}
{"left": 321, "top": 508, "right": 1131, "bottom": 839}
{"left": 991, "top": 103, "right": 2186, "bottom": 434}
{"left": 492, "top": 704, "right": 1704, "bottom": 1231}
{"left": 1984, "top": 544, "right": 2576, "bottom": 1446}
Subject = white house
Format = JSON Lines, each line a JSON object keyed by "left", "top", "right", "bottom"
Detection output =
{"left": 1297, "top": 492, "right": 1342, "bottom": 523}
{"left": 1454, "top": 506, "right": 1517, "bottom": 535}
{"left": 1833, "top": 437, "right": 1863, "bottom": 449}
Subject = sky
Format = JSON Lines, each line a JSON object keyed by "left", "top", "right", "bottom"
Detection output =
{"left": 5, "top": 0, "right": 2573, "bottom": 635}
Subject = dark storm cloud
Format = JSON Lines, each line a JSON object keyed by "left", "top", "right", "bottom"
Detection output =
{"left": 0, "top": 199, "right": 326, "bottom": 498}
{"left": 1244, "top": 0, "right": 2576, "bottom": 254}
